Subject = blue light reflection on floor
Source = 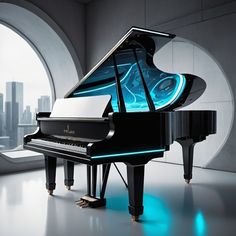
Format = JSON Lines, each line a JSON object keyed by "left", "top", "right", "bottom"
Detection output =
{"left": 141, "top": 194, "right": 172, "bottom": 236}
{"left": 194, "top": 210, "right": 207, "bottom": 236}
{"left": 106, "top": 193, "right": 172, "bottom": 236}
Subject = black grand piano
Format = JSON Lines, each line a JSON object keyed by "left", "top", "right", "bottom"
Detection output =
{"left": 24, "top": 27, "right": 216, "bottom": 221}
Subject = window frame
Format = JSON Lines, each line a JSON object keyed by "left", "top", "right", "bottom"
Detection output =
{"left": 0, "top": 1, "right": 83, "bottom": 173}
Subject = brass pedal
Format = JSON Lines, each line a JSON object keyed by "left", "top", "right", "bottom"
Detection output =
{"left": 80, "top": 202, "right": 89, "bottom": 208}
{"left": 75, "top": 199, "right": 84, "bottom": 204}
{"left": 75, "top": 195, "right": 106, "bottom": 208}
{"left": 66, "top": 186, "right": 71, "bottom": 190}
{"left": 131, "top": 215, "right": 140, "bottom": 222}
{"left": 48, "top": 190, "right": 53, "bottom": 195}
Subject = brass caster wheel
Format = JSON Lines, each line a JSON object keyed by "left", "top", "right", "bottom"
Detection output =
{"left": 66, "top": 186, "right": 71, "bottom": 190}
{"left": 185, "top": 179, "right": 191, "bottom": 184}
{"left": 131, "top": 215, "right": 139, "bottom": 222}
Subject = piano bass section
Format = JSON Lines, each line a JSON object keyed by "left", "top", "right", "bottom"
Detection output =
{"left": 24, "top": 27, "right": 216, "bottom": 221}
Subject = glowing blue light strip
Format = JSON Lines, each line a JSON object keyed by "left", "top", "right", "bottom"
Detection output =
{"left": 151, "top": 74, "right": 186, "bottom": 109}
{"left": 91, "top": 148, "right": 165, "bottom": 159}
{"left": 169, "top": 74, "right": 186, "bottom": 104}
{"left": 73, "top": 63, "right": 136, "bottom": 96}
{"left": 73, "top": 63, "right": 186, "bottom": 112}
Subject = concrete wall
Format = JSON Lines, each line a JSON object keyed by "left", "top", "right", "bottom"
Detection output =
{"left": 85, "top": 0, "right": 236, "bottom": 172}
{"left": 153, "top": 39, "right": 234, "bottom": 169}
{"left": 27, "top": 0, "right": 86, "bottom": 73}
{"left": 85, "top": 0, "right": 146, "bottom": 71}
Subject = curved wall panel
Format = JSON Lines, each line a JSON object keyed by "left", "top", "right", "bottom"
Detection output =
{"left": 154, "top": 39, "right": 234, "bottom": 167}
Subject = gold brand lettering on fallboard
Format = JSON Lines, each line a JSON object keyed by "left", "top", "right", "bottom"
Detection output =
{"left": 64, "top": 125, "right": 75, "bottom": 135}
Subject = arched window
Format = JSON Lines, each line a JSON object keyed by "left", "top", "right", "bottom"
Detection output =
{"left": 0, "top": 24, "right": 52, "bottom": 151}
{"left": 0, "top": 2, "right": 82, "bottom": 173}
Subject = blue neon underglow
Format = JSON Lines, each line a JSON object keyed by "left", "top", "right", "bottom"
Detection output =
{"left": 142, "top": 194, "right": 172, "bottom": 236}
{"left": 91, "top": 148, "right": 165, "bottom": 159}
{"left": 72, "top": 49, "right": 186, "bottom": 112}
{"left": 194, "top": 210, "right": 207, "bottom": 236}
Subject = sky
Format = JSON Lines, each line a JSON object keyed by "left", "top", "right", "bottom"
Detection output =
{"left": 0, "top": 24, "right": 51, "bottom": 112}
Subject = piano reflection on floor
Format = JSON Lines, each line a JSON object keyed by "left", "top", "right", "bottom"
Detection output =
{"left": 24, "top": 27, "right": 216, "bottom": 221}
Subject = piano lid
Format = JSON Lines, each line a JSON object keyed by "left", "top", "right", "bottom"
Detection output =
{"left": 66, "top": 27, "right": 206, "bottom": 112}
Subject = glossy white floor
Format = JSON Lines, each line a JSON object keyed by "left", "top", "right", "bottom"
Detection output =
{"left": 0, "top": 161, "right": 236, "bottom": 236}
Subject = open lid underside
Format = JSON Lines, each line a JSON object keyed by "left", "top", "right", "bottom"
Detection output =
{"left": 66, "top": 27, "right": 206, "bottom": 112}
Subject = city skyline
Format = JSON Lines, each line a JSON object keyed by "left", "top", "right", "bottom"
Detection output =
{"left": 0, "top": 81, "right": 51, "bottom": 150}
{"left": 0, "top": 81, "right": 51, "bottom": 113}
{"left": 0, "top": 24, "right": 51, "bottom": 112}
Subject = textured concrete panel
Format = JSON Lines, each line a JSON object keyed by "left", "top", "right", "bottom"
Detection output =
{"left": 86, "top": 0, "right": 145, "bottom": 71}
{"left": 172, "top": 41, "right": 194, "bottom": 73}
{"left": 146, "top": 0, "right": 201, "bottom": 27}
{"left": 28, "top": 0, "right": 86, "bottom": 73}
{"left": 203, "top": 1, "right": 236, "bottom": 20}
{"left": 203, "top": 0, "right": 236, "bottom": 9}
{"left": 154, "top": 39, "right": 233, "bottom": 168}
{"left": 168, "top": 13, "right": 236, "bottom": 172}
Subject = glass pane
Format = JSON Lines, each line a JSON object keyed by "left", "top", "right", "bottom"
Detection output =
{"left": 71, "top": 33, "right": 186, "bottom": 112}
{"left": 116, "top": 49, "right": 149, "bottom": 112}
{"left": 0, "top": 24, "right": 52, "bottom": 151}
{"left": 135, "top": 49, "right": 186, "bottom": 110}
{"left": 72, "top": 56, "right": 119, "bottom": 111}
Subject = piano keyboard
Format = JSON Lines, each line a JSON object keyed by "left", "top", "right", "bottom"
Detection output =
{"left": 30, "top": 138, "right": 87, "bottom": 154}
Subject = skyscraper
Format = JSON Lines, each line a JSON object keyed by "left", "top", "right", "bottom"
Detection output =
{"left": 21, "top": 105, "right": 32, "bottom": 124}
{"left": 38, "top": 95, "right": 50, "bottom": 112}
{"left": 6, "top": 82, "right": 23, "bottom": 122}
{"left": 5, "top": 81, "right": 23, "bottom": 148}
{"left": 0, "top": 93, "right": 3, "bottom": 136}
{"left": 0, "top": 93, "right": 3, "bottom": 113}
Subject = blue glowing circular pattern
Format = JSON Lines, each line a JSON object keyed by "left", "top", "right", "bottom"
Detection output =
{"left": 150, "top": 73, "right": 186, "bottom": 110}
{"left": 72, "top": 51, "right": 186, "bottom": 112}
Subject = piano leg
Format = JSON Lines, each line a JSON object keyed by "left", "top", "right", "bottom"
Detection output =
{"left": 87, "top": 165, "right": 91, "bottom": 196}
{"left": 126, "top": 164, "right": 145, "bottom": 221}
{"left": 64, "top": 160, "right": 74, "bottom": 190}
{"left": 92, "top": 165, "right": 97, "bottom": 197}
{"left": 177, "top": 138, "right": 196, "bottom": 184}
{"left": 102, "top": 164, "right": 107, "bottom": 181}
{"left": 45, "top": 156, "right": 57, "bottom": 195}
{"left": 100, "top": 163, "right": 111, "bottom": 199}
{"left": 86, "top": 165, "right": 97, "bottom": 196}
